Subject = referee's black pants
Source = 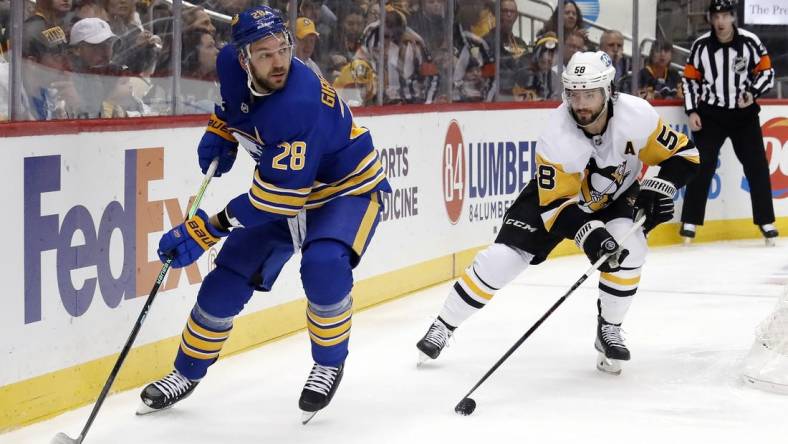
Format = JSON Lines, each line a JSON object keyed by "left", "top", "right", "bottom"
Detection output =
{"left": 681, "top": 103, "right": 775, "bottom": 226}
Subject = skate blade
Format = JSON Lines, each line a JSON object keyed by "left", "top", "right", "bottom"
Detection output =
{"left": 596, "top": 353, "right": 622, "bottom": 375}
{"left": 136, "top": 402, "right": 171, "bottom": 416}
{"left": 50, "top": 432, "right": 79, "bottom": 444}
{"left": 301, "top": 410, "right": 318, "bottom": 425}
{"left": 682, "top": 237, "right": 692, "bottom": 246}
{"left": 417, "top": 351, "right": 432, "bottom": 367}
{"left": 765, "top": 238, "right": 776, "bottom": 247}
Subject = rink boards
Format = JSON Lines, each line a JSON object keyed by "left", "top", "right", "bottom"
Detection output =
{"left": 1, "top": 102, "right": 787, "bottom": 431}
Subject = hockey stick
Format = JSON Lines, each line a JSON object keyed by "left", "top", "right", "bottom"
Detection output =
{"left": 51, "top": 158, "right": 220, "bottom": 444}
{"left": 454, "top": 216, "right": 647, "bottom": 415}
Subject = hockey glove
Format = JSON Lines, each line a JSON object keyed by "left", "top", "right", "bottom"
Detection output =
{"left": 575, "top": 221, "right": 629, "bottom": 273}
{"left": 634, "top": 178, "right": 677, "bottom": 234}
{"left": 158, "top": 209, "right": 229, "bottom": 268}
{"left": 198, "top": 114, "right": 238, "bottom": 177}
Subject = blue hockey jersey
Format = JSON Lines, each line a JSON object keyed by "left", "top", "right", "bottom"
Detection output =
{"left": 210, "top": 45, "right": 391, "bottom": 226}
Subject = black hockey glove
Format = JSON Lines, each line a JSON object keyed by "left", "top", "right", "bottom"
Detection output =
{"left": 634, "top": 178, "right": 677, "bottom": 234}
{"left": 575, "top": 221, "right": 629, "bottom": 273}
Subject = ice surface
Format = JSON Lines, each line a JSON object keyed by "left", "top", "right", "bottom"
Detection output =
{"left": 3, "top": 239, "right": 787, "bottom": 444}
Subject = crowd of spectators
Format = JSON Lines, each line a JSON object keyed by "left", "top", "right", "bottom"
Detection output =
{"left": 0, "top": 0, "right": 689, "bottom": 120}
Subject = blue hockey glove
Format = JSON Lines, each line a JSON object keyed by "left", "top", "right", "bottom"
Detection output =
{"left": 198, "top": 114, "right": 238, "bottom": 177}
{"left": 158, "top": 209, "right": 229, "bottom": 268}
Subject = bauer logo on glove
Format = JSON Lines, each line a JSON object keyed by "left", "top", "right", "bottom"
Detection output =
{"left": 158, "top": 209, "right": 229, "bottom": 268}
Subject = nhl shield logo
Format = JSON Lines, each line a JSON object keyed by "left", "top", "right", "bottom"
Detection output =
{"left": 733, "top": 56, "right": 748, "bottom": 75}
{"left": 241, "top": 103, "right": 249, "bottom": 113}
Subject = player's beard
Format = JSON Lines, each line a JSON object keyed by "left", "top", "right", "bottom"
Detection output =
{"left": 573, "top": 106, "right": 604, "bottom": 126}
{"left": 253, "top": 66, "right": 290, "bottom": 92}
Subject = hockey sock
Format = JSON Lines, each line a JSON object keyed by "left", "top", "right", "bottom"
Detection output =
{"left": 438, "top": 243, "right": 532, "bottom": 328}
{"left": 174, "top": 304, "right": 233, "bottom": 380}
{"left": 597, "top": 268, "right": 641, "bottom": 324}
{"left": 308, "top": 295, "right": 353, "bottom": 367}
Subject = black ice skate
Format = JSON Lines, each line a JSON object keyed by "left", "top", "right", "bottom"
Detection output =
{"left": 299, "top": 363, "right": 344, "bottom": 424}
{"left": 760, "top": 224, "right": 779, "bottom": 247}
{"left": 416, "top": 318, "right": 453, "bottom": 366}
{"left": 680, "top": 223, "right": 696, "bottom": 245}
{"left": 137, "top": 369, "right": 199, "bottom": 415}
{"left": 594, "top": 316, "right": 630, "bottom": 375}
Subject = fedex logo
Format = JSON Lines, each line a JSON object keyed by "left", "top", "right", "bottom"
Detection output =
{"left": 23, "top": 148, "right": 204, "bottom": 324}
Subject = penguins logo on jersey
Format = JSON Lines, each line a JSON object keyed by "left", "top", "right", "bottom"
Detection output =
{"left": 580, "top": 159, "right": 630, "bottom": 212}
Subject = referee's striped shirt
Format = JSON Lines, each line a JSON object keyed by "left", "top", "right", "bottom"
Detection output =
{"left": 682, "top": 27, "right": 774, "bottom": 113}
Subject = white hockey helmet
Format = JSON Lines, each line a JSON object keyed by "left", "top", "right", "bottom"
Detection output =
{"left": 562, "top": 51, "right": 616, "bottom": 100}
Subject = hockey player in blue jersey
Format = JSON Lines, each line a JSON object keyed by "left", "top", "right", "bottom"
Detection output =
{"left": 137, "top": 6, "right": 390, "bottom": 423}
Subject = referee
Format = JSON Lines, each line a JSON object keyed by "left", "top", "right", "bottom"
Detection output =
{"left": 680, "top": 0, "right": 778, "bottom": 244}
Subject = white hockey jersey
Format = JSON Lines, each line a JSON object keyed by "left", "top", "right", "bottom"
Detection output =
{"left": 536, "top": 94, "right": 699, "bottom": 232}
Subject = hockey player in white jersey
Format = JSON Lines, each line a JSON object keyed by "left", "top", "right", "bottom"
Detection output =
{"left": 417, "top": 51, "right": 699, "bottom": 374}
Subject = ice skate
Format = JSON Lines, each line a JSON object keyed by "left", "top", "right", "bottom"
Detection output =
{"left": 594, "top": 317, "right": 630, "bottom": 375}
{"left": 416, "top": 318, "right": 453, "bottom": 366}
{"left": 137, "top": 369, "right": 199, "bottom": 415}
{"left": 680, "top": 223, "right": 695, "bottom": 245}
{"left": 760, "top": 224, "right": 778, "bottom": 247}
{"left": 299, "top": 363, "right": 344, "bottom": 424}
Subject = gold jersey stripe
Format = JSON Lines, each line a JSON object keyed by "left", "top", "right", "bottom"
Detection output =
{"left": 542, "top": 198, "right": 578, "bottom": 232}
{"left": 535, "top": 153, "right": 583, "bottom": 207}
{"left": 254, "top": 169, "right": 312, "bottom": 195}
{"left": 247, "top": 194, "right": 301, "bottom": 216}
{"left": 639, "top": 118, "right": 695, "bottom": 166}
{"left": 349, "top": 122, "right": 368, "bottom": 140}
{"left": 352, "top": 193, "right": 380, "bottom": 255}
{"left": 250, "top": 183, "right": 309, "bottom": 207}
{"left": 308, "top": 159, "right": 383, "bottom": 202}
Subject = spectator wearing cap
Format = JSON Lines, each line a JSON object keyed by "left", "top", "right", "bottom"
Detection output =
{"left": 300, "top": 0, "right": 337, "bottom": 69}
{"left": 512, "top": 32, "right": 559, "bottom": 101}
{"left": 296, "top": 17, "right": 322, "bottom": 76}
{"left": 69, "top": 17, "right": 145, "bottom": 117}
{"left": 21, "top": 21, "right": 78, "bottom": 119}
{"left": 638, "top": 40, "right": 682, "bottom": 100}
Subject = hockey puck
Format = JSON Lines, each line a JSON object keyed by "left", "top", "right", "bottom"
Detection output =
{"left": 454, "top": 397, "right": 477, "bottom": 416}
